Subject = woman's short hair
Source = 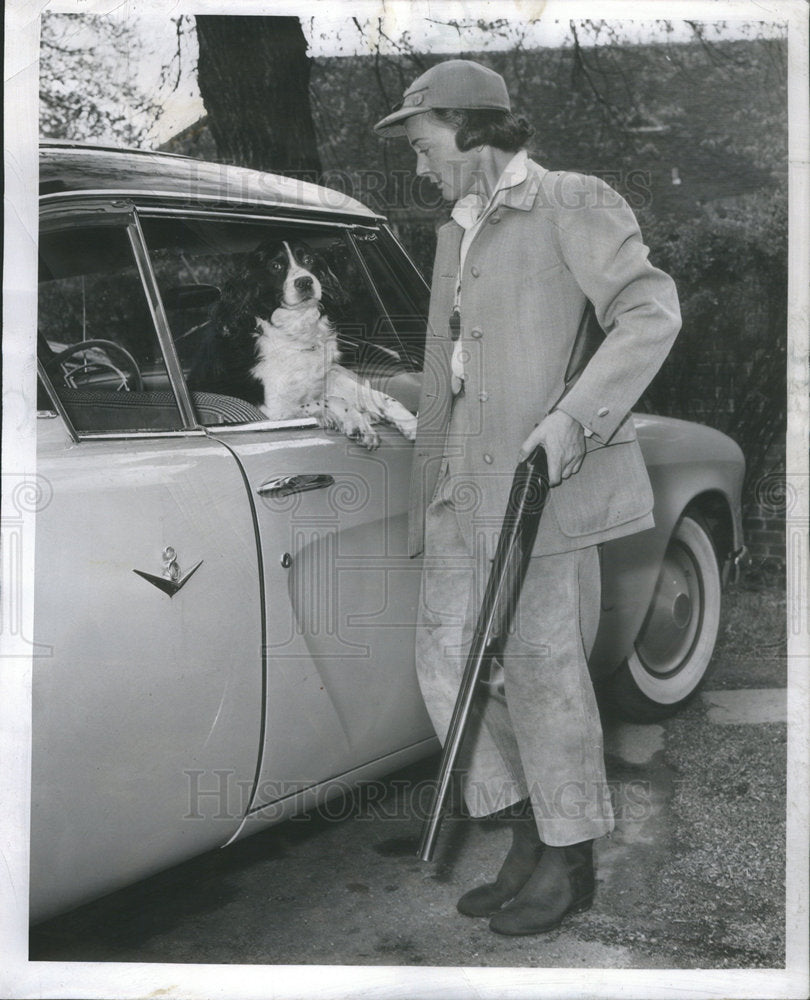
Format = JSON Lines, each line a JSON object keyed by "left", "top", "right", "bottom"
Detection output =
{"left": 430, "top": 108, "right": 535, "bottom": 152}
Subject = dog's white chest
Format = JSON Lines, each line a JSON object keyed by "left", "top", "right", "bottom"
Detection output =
{"left": 251, "top": 309, "right": 339, "bottom": 418}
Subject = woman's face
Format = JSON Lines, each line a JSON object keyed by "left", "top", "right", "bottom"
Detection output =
{"left": 404, "top": 114, "right": 483, "bottom": 202}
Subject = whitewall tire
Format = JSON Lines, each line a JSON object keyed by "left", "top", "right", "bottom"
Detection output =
{"left": 605, "top": 514, "right": 722, "bottom": 723}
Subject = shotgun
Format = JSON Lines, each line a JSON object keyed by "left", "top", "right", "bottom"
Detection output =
{"left": 418, "top": 444, "right": 550, "bottom": 862}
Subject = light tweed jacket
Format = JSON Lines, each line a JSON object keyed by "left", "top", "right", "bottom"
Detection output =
{"left": 408, "top": 159, "right": 682, "bottom": 559}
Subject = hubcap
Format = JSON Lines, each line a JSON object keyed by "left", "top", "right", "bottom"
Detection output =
{"left": 672, "top": 591, "right": 692, "bottom": 629}
{"left": 635, "top": 542, "right": 702, "bottom": 677}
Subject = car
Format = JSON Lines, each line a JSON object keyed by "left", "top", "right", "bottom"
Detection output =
{"left": 31, "top": 141, "right": 746, "bottom": 923}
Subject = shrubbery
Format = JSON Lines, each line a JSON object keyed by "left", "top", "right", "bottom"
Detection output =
{"left": 641, "top": 188, "right": 787, "bottom": 510}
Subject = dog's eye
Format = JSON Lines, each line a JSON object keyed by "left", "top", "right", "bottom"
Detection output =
{"left": 301, "top": 255, "right": 314, "bottom": 267}
{"left": 271, "top": 261, "right": 284, "bottom": 271}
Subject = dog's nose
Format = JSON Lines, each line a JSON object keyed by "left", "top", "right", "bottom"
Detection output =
{"left": 294, "top": 276, "right": 313, "bottom": 292}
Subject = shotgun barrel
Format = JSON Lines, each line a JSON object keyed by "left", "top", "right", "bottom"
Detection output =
{"left": 418, "top": 445, "right": 550, "bottom": 862}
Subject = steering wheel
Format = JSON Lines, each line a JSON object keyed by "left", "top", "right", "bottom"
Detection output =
{"left": 45, "top": 339, "right": 144, "bottom": 393}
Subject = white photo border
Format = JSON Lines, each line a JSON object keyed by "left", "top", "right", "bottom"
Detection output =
{"left": 3, "top": 1, "right": 808, "bottom": 997}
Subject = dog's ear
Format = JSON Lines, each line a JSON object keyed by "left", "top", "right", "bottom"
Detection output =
{"left": 212, "top": 261, "right": 265, "bottom": 337}
{"left": 252, "top": 238, "right": 285, "bottom": 262}
{"left": 227, "top": 245, "right": 288, "bottom": 324}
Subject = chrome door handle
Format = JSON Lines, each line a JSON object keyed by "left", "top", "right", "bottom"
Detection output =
{"left": 257, "top": 473, "right": 335, "bottom": 497}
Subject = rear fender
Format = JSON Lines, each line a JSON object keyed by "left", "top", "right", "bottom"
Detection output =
{"left": 590, "top": 417, "right": 745, "bottom": 678}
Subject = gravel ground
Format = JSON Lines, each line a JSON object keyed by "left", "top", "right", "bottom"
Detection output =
{"left": 29, "top": 583, "right": 789, "bottom": 969}
{"left": 709, "top": 581, "right": 786, "bottom": 690}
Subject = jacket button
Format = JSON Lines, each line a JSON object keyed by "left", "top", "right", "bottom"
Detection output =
{"left": 483, "top": 453, "right": 493, "bottom": 464}
{"left": 470, "top": 266, "right": 480, "bottom": 278}
{"left": 489, "top": 215, "right": 501, "bottom": 224}
{"left": 478, "top": 391, "right": 489, "bottom": 402}
{"left": 470, "top": 328, "right": 483, "bottom": 339}
{"left": 597, "top": 407, "right": 609, "bottom": 417}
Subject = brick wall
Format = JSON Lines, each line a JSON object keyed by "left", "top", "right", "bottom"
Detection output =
{"left": 742, "top": 442, "right": 786, "bottom": 566}
{"left": 744, "top": 510, "right": 786, "bottom": 563}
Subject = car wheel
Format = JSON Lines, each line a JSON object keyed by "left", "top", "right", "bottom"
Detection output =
{"left": 604, "top": 514, "right": 722, "bottom": 723}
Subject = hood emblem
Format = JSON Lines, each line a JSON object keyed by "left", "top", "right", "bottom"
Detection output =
{"left": 133, "top": 546, "right": 203, "bottom": 598}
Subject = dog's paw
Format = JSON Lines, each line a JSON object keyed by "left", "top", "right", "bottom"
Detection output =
{"left": 324, "top": 395, "right": 380, "bottom": 449}
{"left": 357, "top": 428, "right": 381, "bottom": 450}
{"left": 346, "top": 414, "right": 380, "bottom": 450}
{"left": 346, "top": 431, "right": 380, "bottom": 450}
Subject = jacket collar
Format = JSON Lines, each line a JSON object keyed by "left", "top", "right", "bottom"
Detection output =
{"left": 450, "top": 149, "right": 530, "bottom": 229}
{"left": 441, "top": 158, "right": 547, "bottom": 230}
{"left": 498, "top": 158, "right": 547, "bottom": 212}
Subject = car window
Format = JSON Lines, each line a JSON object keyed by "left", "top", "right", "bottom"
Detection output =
{"left": 349, "top": 230, "right": 427, "bottom": 372}
{"left": 38, "top": 222, "right": 184, "bottom": 433}
{"left": 139, "top": 215, "right": 427, "bottom": 427}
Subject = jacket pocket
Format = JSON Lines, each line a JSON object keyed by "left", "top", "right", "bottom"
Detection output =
{"left": 550, "top": 437, "right": 654, "bottom": 538}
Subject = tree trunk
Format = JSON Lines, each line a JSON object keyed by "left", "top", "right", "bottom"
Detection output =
{"left": 195, "top": 15, "right": 322, "bottom": 179}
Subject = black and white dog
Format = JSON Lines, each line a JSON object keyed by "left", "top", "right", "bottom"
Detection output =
{"left": 195, "top": 239, "right": 416, "bottom": 448}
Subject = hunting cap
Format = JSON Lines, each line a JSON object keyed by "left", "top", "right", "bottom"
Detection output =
{"left": 373, "top": 59, "right": 511, "bottom": 137}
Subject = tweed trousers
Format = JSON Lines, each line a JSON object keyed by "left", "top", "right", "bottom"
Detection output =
{"left": 415, "top": 470, "right": 615, "bottom": 846}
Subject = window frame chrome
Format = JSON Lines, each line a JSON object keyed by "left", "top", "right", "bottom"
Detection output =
{"left": 37, "top": 358, "right": 80, "bottom": 443}
{"left": 39, "top": 188, "right": 382, "bottom": 224}
{"left": 128, "top": 209, "right": 198, "bottom": 428}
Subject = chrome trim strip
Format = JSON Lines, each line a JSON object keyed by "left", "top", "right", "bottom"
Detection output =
{"left": 41, "top": 140, "right": 197, "bottom": 160}
{"left": 48, "top": 420, "right": 321, "bottom": 444}
{"left": 381, "top": 223, "right": 430, "bottom": 293}
{"left": 39, "top": 198, "right": 135, "bottom": 223}
{"left": 37, "top": 358, "right": 80, "bottom": 443}
{"left": 138, "top": 205, "right": 373, "bottom": 228}
{"left": 73, "top": 429, "right": 209, "bottom": 441}
{"left": 209, "top": 417, "right": 320, "bottom": 434}
{"left": 128, "top": 212, "right": 198, "bottom": 429}
{"left": 40, "top": 188, "right": 382, "bottom": 221}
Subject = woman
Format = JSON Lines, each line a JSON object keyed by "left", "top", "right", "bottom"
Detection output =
{"left": 374, "top": 59, "right": 680, "bottom": 936}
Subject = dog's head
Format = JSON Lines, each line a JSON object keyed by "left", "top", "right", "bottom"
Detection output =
{"left": 213, "top": 239, "right": 345, "bottom": 337}
{"left": 256, "top": 240, "right": 322, "bottom": 309}
{"left": 248, "top": 239, "right": 343, "bottom": 310}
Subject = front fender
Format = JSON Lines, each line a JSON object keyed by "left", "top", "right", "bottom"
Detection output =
{"left": 589, "top": 414, "right": 745, "bottom": 678}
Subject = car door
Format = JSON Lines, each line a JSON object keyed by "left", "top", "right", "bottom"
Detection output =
{"left": 32, "top": 210, "right": 264, "bottom": 922}
{"left": 140, "top": 212, "right": 436, "bottom": 818}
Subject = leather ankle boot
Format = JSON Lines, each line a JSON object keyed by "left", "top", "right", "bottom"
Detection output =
{"left": 488, "top": 839, "right": 595, "bottom": 936}
{"left": 456, "top": 813, "right": 543, "bottom": 917}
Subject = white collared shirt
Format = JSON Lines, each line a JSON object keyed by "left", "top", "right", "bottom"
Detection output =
{"left": 449, "top": 149, "right": 528, "bottom": 389}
